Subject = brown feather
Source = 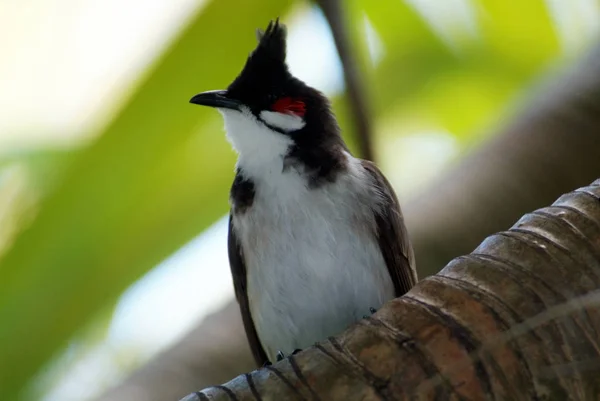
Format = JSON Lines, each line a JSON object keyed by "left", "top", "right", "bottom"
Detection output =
{"left": 227, "top": 216, "right": 269, "bottom": 366}
{"left": 361, "top": 160, "right": 418, "bottom": 295}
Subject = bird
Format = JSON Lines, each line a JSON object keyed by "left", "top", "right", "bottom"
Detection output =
{"left": 189, "top": 19, "right": 417, "bottom": 367}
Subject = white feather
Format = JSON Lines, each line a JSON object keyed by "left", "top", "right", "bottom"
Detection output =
{"left": 219, "top": 106, "right": 294, "bottom": 180}
{"left": 259, "top": 110, "right": 306, "bottom": 132}
{"left": 220, "top": 107, "right": 395, "bottom": 362}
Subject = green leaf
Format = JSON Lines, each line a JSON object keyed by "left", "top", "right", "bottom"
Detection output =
{"left": 353, "top": 0, "right": 561, "bottom": 143}
{"left": 328, "top": 0, "right": 457, "bottom": 148}
{"left": 354, "top": 0, "right": 459, "bottom": 117}
{"left": 0, "top": 147, "right": 79, "bottom": 198}
{"left": 0, "top": 0, "right": 294, "bottom": 399}
{"left": 358, "top": 0, "right": 450, "bottom": 51}
{"left": 473, "top": 0, "right": 560, "bottom": 71}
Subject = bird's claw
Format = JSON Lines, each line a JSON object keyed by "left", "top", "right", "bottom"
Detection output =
{"left": 363, "top": 307, "right": 378, "bottom": 319}
{"left": 275, "top": 348, "right": 302, "bottom": 362}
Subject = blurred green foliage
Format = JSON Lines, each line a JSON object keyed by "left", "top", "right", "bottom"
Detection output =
{"left": 0, "top": 0, "right": 588, "bottom": 399}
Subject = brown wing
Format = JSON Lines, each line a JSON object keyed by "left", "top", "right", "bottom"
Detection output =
{"left": 228, "top": 215, "right": 269, "bottom": 367}
{"left": 361, "top": 160, "right": 418, "bottom": 296}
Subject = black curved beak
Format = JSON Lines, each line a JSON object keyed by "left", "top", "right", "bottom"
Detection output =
{"left": 189, "top": 90, "right": 241, "bottom": 110}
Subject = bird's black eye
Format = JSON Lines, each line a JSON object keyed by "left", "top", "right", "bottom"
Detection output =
{"left": 271, "top": 97, "right": 306, "bottom": 117}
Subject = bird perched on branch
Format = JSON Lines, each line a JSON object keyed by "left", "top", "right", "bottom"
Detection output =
{"left": 189, "top": 19, "right": 417, "bottom": 366}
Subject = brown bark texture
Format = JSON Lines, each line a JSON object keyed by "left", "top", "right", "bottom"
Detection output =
{"left": 95, "top": 42, "right": 600, "bottom": 401}
{"left": 182, "top": 179, "right": 600, "bottom": 401}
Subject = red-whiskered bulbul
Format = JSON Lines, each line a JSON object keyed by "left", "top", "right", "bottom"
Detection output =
{"left": 189, "top": 19, "right": 417, "bottom": 366}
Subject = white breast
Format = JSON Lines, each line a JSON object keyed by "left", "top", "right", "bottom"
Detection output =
{"left": 232, "top": 156, "right": 395, "bottom": 362}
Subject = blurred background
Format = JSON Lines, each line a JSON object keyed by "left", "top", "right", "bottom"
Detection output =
{"left": 1, "top": 0, "right": 599, "bottom": 400}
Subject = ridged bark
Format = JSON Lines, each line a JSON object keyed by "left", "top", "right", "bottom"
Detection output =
{"left": 182, "top": 180, "right": 600, "bottom": 401}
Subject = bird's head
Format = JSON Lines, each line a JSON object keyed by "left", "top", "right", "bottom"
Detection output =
{"left": 190, "top": 19, "right": 344, "bottom": 172}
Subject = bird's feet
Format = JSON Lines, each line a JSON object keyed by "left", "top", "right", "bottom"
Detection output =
{"left": 275, "top": 349, "right": 303, "bottom": 362}
{"left": 363, "top": 307, "right": 378, "bottom": 319}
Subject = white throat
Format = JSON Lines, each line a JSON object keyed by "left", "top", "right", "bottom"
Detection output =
{"left": 219, "top": 106, "right": 305, "bottom": 180}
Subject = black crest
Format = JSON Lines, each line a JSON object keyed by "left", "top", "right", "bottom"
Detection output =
{"left": 226, "top": 19, "right": 295, "bottom": 105}
{"left": 253, "top": 18, "right": 287, "bottom": 68}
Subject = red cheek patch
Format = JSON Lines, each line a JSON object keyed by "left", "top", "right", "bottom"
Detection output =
{"left": 272, "top": 97, "right": 306, "bottom": 117}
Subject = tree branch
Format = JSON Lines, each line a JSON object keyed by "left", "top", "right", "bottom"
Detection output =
{"left": 183, "top": 178, "right": 600, "bottom": 400}
{"left": 315, "top": 0, "right": 375, "bottom": 161}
